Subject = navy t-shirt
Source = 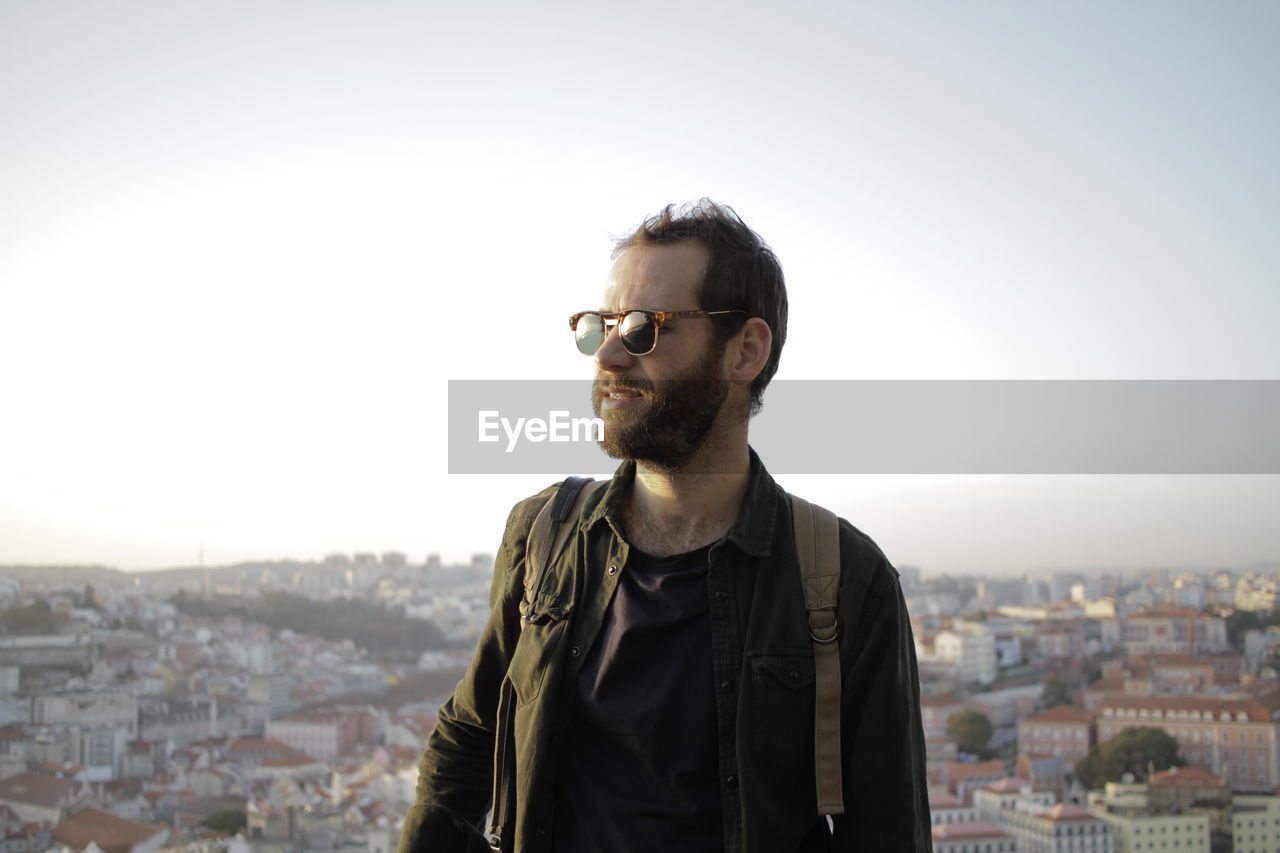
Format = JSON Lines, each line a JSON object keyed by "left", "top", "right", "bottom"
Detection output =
{"left": 552, "top": 543, "right": 722, "bottom": 851}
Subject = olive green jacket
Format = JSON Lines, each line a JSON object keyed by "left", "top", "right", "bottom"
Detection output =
{"left": 398, "top": 449, "right": 932, "bottom": 852}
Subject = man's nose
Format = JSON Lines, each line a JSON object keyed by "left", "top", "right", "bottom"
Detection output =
{"left": 594, "top": 322, "right": 636, "bottom": 372}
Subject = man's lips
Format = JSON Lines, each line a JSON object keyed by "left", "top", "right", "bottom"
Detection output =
{"left": 597, "top": 384, "right": 648, "bottom": 409}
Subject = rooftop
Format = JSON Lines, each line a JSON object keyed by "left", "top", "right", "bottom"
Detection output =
{"left": 0, "top": 773, "right": 81, "bottom": 809}
{"left": 1150, "top": 766, "right": 1225, "bottom": 788}
{"left": 1023, "top": 705, "right": 1093, "bottom": 725}
{"left": 1040, "top": 803, "right": 1099, "bottom": 822}
{"left": 932, "top": 821, "right": 1009, "bottom": 840}
{"left": 52, "top": 807, "right": 165, "bottom": 853}
{"left": 983, "top": 777, "right": 1035, "bottom": 794}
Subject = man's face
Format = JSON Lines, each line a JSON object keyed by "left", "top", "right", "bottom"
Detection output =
{"left": 590, "top": 241, "right": 732, "bottom": 471}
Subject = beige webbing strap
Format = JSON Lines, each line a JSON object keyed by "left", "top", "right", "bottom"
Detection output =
{"left": 791, "top": 494, "right": 845, "bottom": 816}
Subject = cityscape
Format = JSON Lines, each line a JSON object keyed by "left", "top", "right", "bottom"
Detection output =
{"left": 0, "top": 555, "right": 1277, "bottom": 852}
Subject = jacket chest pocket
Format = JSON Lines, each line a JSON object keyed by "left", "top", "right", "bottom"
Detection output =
{"left": 507, "top": 602, "right": 573, "bottom": 706}
{"left": 748, "top": 650, "right": 815, "bottom": 768}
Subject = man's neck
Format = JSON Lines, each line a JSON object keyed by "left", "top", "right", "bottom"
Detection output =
{"left": 621, "top": 434, "right": 751, "bottom": 557}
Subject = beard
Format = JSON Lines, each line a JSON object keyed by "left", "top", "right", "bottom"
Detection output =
{"left": 591, "top": 344, "right": 730, "bottom": 472}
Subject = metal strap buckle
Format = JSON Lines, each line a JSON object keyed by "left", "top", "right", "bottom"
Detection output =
{"left": 809, "top": 620, "right": 839, "bottom": 644}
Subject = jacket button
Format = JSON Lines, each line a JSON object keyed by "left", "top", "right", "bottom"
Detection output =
{"left": 713, "top": 590, "right": 727, "bottom": 601}
{"left": 726, "top": 775, "right": 738, "bottom": 786}
{"left": 569, "top": 645, "right": 581, "bottom": 657}
{"left": 607, "top": 564, "right": 619, "bottom": 575}
{"left": 719, "top": 680, "right": 733, "bottom": 693}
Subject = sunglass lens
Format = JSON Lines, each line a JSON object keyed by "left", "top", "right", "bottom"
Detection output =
{"left": 619, "top": 312, "right": 656, "bottom": 355}
{"left": 575, "top": 315, "right": 606, "bottom": 355}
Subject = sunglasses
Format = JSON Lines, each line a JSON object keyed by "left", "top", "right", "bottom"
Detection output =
{"left": 569, "top": 308, "right": 751, "bottom": 356}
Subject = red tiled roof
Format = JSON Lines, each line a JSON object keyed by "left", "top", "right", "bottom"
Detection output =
{"left": 929, "top": 792, "right": 961, "bottom": 808}
{"left": 1040, "top": 804, "right": 1098, "bottom": 822}
{"left": 1023, "top": 705, "right": 1093, "bottom": 725}
{"left": 948, "top": 761, "right": 1007, "bottom": 781}
{"left": 228, "top": 738, "right": 293, "bottom": 753}
{"left": 52, "top": 807, "right": 164, "bottom": 853}
{"left": 983, "top": 777, "right": 1033, "bottom": 794}
{"left": 1100, "top": 694, "right": 1276, "bottom": 723}
{"left": 932, "top": 821, "right": 1009, "bottom": 840}
{"left": 1150, "top": 766, "right": 1225, "bottom": 787}
{"left": 0, "top": 773, "right": 81, "bottom": 809}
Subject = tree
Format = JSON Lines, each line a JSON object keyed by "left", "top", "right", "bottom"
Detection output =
{"left": 202, "top": 809, "right": 247, "bottom": 834}
{"left": 946, "top": 710, "right": 994, "bottom": 756}
{"left": 1074, "top": 727, "right": 1183, "bottom": 790}
{"left": 1226, "top": 608, "right": 1280, "bottom": 652}
{"left": 1042, "top": 677, "right": 1073, "bottom": 709}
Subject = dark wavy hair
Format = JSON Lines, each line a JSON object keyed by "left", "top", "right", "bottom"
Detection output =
{"left": 613, "top": 199, "right": 788, "bottom": 416}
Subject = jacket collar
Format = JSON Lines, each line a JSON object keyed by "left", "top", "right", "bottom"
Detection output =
{"left": 581, "top": 445, "right": 778, "bottom": 558}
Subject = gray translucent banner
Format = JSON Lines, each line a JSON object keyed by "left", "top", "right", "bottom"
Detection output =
{"left": 448, "top": 380, "right": 1280, "bottom": 474}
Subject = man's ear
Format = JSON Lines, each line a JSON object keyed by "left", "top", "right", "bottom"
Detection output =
{"left": 726, "top": 318, "right": 772, "bottom": 386}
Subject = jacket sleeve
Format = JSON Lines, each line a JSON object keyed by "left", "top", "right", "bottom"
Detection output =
{"left": 833, "top": 558, "right": 933, "bottom": 852}
{"left": 397, "top": 488, "right": 555, "bottom": 853}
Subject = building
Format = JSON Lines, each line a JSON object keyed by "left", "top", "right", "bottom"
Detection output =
{"left": 929, "top": 791, "right": 977, "bottom": 826}
{"left": 1097, "top": 693, "right": 1280, "bottom": 789}
{"left": 932, "top": 821, "right": 1016, "bottom": 853}
{"left": 0, "top": 772, "right": 88, "bottom": 824}
{"left": 974, "top": 778, "right": 1055, "bottom": 825}
{"left": 1017, "top": 705, "right": 1095, "bottom": 769}
{"left": 138, "top": 697, "right": 234, "bottom": 746}
{"left": 252, "top": 752, "right": 328, "bottom": 780}
{"left": 1091, "top": 808, "right": 1209, "bottom": 853}
{"left": 1147, "top": 766, "right": 1230, "bottom": 814}
{"left": 30, "top": 693, "right": 137, "bottom": 733}
{"left": 1104, "top": 608, "right": 1229, "bottom": 657}
{"left": 947, "top": 760, "right": 1009, "bottom": 802}
{"left": 1003, "top": 803, "right": 1115, "bottom": 853}
{"left": 1232, "top": 793, "right": 1280, "bottom": 853}
{"left": 935, "top": 623, "right": 998, "bottom": 686}
{"left": 265, "top": 713, "right": 357, "bottom": 760}
{"left": 1016, "top": 754, "right": 1068, "bottom": 802}
{"left": 51, "top": 807, "right": 167, "bottom": 853}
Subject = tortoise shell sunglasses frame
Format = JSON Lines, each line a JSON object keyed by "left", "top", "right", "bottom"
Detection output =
{"left": 568, "top": 308, "right": 751, "bottom": 356}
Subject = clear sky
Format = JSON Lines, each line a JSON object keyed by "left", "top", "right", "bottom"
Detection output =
{"left": 2, "top": 0, "right": 1277, "bottom": 576}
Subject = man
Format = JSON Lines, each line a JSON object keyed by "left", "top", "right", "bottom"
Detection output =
{"left": 399, "top": 201, "right": 931, "bottom": 851}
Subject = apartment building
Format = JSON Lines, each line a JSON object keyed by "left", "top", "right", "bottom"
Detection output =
{"left": 1017, "top": 705, "right": 1095, "bottom": 768}
{"left": 932, "top": 821, "right": 1017, "bottom": 853}
{"left": 1103, "top": 608, "right": 1229, "bottom": 657}
{"left": 265, "top": 712, "right": 357, "bottom": 760}
{"left": 1233, "top": 794, "right": 1280, "bottom": 853}
{"left": 1002, "top": 803, "right": 1115, "bottom": 853}
{"left": 1097, "top": 693, "right": 1280, "bottom": 789}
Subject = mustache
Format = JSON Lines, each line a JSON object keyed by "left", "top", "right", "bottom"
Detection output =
{"left": 594, "top": 378, "right": 655, "bottom": 396}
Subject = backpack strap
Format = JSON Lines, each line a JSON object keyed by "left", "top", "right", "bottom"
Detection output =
{"left": 790, "top": 493, "right": 845, "bottom": 816}
{"left": 489, "top": 476, "right": 601, "bottom": 850}
{"left": 519, "top": 476, "right": 601, "bottom": 620}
